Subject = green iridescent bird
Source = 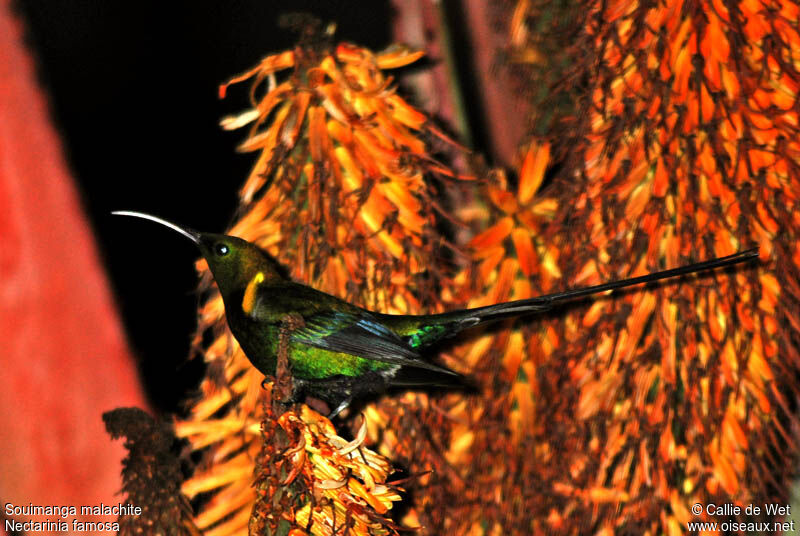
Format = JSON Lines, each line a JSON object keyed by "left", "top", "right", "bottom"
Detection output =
{"left": 113, "top": 211, "right": 758, "bottom": 416}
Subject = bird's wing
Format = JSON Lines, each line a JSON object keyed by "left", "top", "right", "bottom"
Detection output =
{"left": 291, "top": 310, "right": 458, "bottom": 375}
{"left": 249, "top": 282, "right": 457, "bottom": 374}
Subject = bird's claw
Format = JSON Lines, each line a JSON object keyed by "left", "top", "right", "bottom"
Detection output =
{"left": 327, "top": 397, "right": 352, "bottom": 419}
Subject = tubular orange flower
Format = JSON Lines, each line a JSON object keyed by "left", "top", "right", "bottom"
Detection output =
{"left": 426, "top": 0, "right": 799, "bottom": 533}
{"left": 175, "top": 25, "right": 474, "bottom": 534}
{"left": 147, "top": 2, "right": 800, "bottom": 533}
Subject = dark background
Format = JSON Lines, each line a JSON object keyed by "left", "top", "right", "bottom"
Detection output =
{"left": 13, "top": 1, "right": 395, "bottom": 412}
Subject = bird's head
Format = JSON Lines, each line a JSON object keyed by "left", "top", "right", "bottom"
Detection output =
{"left": 112, "top": 211, "right": 284, "bottom": 297}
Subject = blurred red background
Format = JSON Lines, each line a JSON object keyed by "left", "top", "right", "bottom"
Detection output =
{"left": 0, "top": 0, "right": 145, "bottom": 530}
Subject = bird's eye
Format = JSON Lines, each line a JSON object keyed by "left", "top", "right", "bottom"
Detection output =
{"left": 214, "top": 243, "right": 230, "bottom": 256}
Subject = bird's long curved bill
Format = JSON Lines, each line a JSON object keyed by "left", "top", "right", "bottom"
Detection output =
{"left": 112, "top": 211, "right": 200, "bottom": 243}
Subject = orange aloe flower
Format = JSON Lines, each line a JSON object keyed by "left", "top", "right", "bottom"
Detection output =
{"left": 174, "top": 27, "right": 473, "bottom": 535}
{"left": 410, "top": 0, "right": 799, "bottom": 533}
{"left": 143, "top": 1, "right": 799, "bottom": 532}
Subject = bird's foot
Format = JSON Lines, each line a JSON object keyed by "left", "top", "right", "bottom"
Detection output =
{"left": 327, "top": 397, "right": 353, "bottom": 420}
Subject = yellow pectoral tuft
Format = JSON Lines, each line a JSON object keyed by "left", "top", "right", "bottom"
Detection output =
{"left": 242, "top": 272, "right": 265, "bottom": 315}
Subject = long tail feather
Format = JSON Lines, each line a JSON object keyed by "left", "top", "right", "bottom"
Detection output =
{"left": 376, "top": 247, "right": 759, "bottom": 349}
{"left": 466, "top": 247, "right": 759, "bottom": 322}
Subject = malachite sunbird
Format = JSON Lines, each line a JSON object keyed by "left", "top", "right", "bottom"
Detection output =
{"left": 113, "top": 211, "right": 759, "bottom": 416}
